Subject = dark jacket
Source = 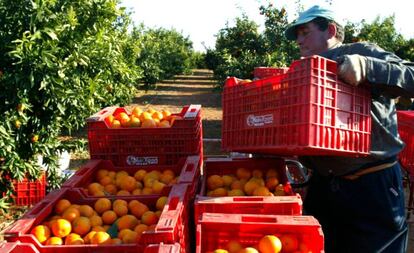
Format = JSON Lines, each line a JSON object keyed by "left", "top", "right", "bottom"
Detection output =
{"left": 300, "top": 42, "right": 414, "bottom": 176}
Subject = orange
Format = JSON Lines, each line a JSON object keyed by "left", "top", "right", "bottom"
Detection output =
{"left": 91, "top": 226, "right": 106, "bottom": 232}
{"left": 104, "top": 184, "right": 118, "bottom": 195}
{"left": 161, "top": 109, "right": 171, "bottom": 118}
{"left": 90, "top": 231, "right": 111, "bottom": 245}
{"left": 141, "top": 211, "right": 158, "bottom": 226}
{"left": 88, "top": 183, "right": 104, "bottom": 195}
{"left": 122, "top": 230, "right": 138, "bottom": 244}
{"left": 51, "top": 218, "right": 72, "bottom": 238}
{"left": 119, "top": 114, "right": 131, "bottom": 127}
{"left": 159, "top": 173, "right": 174, "bottom": 184}
{"left": 258, "top": 235, "right": 282, "bottom": 253}
{"left": 228, "top": 189, "right": 245, "bottom": 196}
{"left": 106, "top": 115, "right": 114, "bottom": 125}
{"left": 141, "top": 118, "right": 156, "bottom": 128}
{"left": 222, "top": 175, "right": 235, "bottom": 187}
{"left": 152, "top": 180, "right": 166, "bottom": 194}
{"left": 96, "top": 169, "right": 109, "bottom": 181}
{"left": 130, "top": 116, "right": 141, "bottom": 127}
{"left": 156, "top": 196, "right": 168, "bottom": 211}
{"left": 213, "top": 249, "right": 229, "bottom": 253}
{"left": 111, "top": 238, "right": 123, "bottom": 244}
{"left": 134, "top": 224, "right": 148, "bottom": 235}
{"left": 239, "top": 247, "right": 259, "bottom": 253}
{"left": 265, "top": 177, "right": 279, "bottom": 191}
{"left": 129, "top": 200, "right": 149, "bottom": 219}
{"left": 118, "top": 228, "right": 133, "bottom": 240}
{"left": 145, "top": 108, "right": 156, "bottom": 114}
{"left": 65, "top": 233, "right": 84, "bottom": 245}
{"left": 113, "top": 203, "right": 129, "bottom": 217}
{"left": 236, "top": 168, "right": 252, "bottom": 180}
{"left": 211, "top": 187, "right": 228, "bottom": 197}
{"left": 117, "top": 215, "right": 139, "bottom": 230}
{"left": 227, "top": 240, "right": 243, "bottom": 253}
{"left": 89, "top": 215, "right": 103, "bottom": 227}
{"left": 266, "top": 169, "right": 279, "bottom": 179}
{"left": 120, "top": 176, "right": 137, "bottom": 192}
{"left": 94, "top": 198, "right": 112, "bottom": 214}
{"left": 132, "top": 188, "right": 142, "bottom": 195}
{"left": 134, "top": 169, "right": 147, "bottom": 181}
{"left": 72, "top": 216, "right": 91, "bottom": 236}
{"left": 30, "top": 225, "right": 51, "bottom": 244}
{"left": 45, "top": 236, "right": 63, "bottom": 245}
{"left": 139, "top": 111, "right": 152, "bottom": 122}
{"left": 113, "top": 199, "right": 128, "bottom": 208}
{"left": 83, "top": 230, "right": 97, "bottom": 244}
{"left": 99, "top": 176, "right": 113, "bottom": 186}
{"left": 207, "top": 175, "right": 224, "bottom": 190}
{"left": 230, "top": 180, "right": 245, "bottom": 190}
{"left": 54, "top": 199, "right": 71, "bottom": 215}
{"left": 152, "top": 111, "right": 164, "bottom": 121}
{"left": 79, "top": 205, "right": 94, "bottom": 218}
{"left": 274, "top": 184, "right": 286, "bottom": 196}
{"left": 62, "top": 207, "right": 80, "bottom": 222}
{"left": 243, "top": 180, "right": 262, "bottom": 196}
{"left": 157, "top": 120, "right": 171, "bottom": 128}
{"left": 252, "top": 169, "right": 263, "bottom": 178}
{"left": 111, "top": 119, "right": 121, "bottom": 128}
{"left": 280, "top": 234, "right": 299, "bottom": 252}
{"left": 253, "top": 186, "right": 272, "bottom": 196}
{"left": 102, "top": 210, "right": 118, "bottom": 225}
{"left": 132, "top": 107, "right": 143, "bottom": 118}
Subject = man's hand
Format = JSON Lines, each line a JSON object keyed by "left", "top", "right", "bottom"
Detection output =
{"left": 337, "top": 54, "right": 367, "bottom": 86}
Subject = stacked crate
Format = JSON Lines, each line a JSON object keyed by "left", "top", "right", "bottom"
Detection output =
{"left": 4, "top": 105, "right": 203, "bottom": 253}
{"left": 195, "top": 55, "right": 372, "bottom": 252}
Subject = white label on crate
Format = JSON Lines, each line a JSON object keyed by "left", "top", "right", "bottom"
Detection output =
{"left": 126, "top": 156, "right": 159, "bottom": 166}
{"left": 246, "top": 114, "right": 273, "bottom": 127}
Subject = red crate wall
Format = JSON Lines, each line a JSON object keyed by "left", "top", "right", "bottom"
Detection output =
{"left": 196, "top": 213, "right": 324, "bottom": 253}
{"left": 87, "top": 105, "right": 203, "bottom": 167}
{"left": 253, "top": 67, "right": 289, "bottom": 79}
{"left": 222, "top": 55, "right": 371, "bottom": 157}
{"left": 397, "top": 110, "right": 414, "bottom": 174}
{"left": 8, "top": 172, "right": 47, "bottom": 206}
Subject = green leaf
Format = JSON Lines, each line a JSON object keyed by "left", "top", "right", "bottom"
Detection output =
{"left": 44, "top": 28, "right": 58, "bottom": 41}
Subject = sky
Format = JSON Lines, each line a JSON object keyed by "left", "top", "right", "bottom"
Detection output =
{"left": 120, "top": 0, "right": 412, "bottom": 52}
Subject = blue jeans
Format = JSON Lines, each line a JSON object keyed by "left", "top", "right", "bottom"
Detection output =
{"left": 304, "top": 163, "right": 408, "bottom": 253}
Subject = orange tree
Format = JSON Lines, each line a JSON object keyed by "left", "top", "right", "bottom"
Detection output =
{"left": 0, "top": 0, "right": 140, "bottom": 209}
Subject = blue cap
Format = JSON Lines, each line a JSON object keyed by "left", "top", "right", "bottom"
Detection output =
{"left": 285, "top": 5, "right": 338, "bottom": 40}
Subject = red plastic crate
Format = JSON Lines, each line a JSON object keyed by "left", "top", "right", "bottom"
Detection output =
{"left": 0, "top": 242, "right": 39, "bottom": 253}
{"left": 222, "top": 55, "right": 371, "bottom": 156}
{"left": 195, "top": 157, "right": 302, "bottom": 225}
{"left": 62, "top": 155, "right": 201, "bottom": 198}
{"left": 9, "top": 171, "right": 47, "bottom": 206}
{"left": 196, "top": 213, "right": 324, "bottom": 253}
{"left": 87, "top": 105, "right": 203, "bottom": 167}
{"left": 253, "top": 67, "right": 289, "bottom": 79}
{"left": 0, "top": 241, "right": 180, "bottom": 253}
{"left": 4, "top": 184, "right": 191, "bottom": 253}
{"left": 397, "top": 111, "right": 414, "bottom": 174}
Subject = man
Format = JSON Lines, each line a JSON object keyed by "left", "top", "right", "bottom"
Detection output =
{"left": 284, "top": 5, "right": 414, "bottom": 253}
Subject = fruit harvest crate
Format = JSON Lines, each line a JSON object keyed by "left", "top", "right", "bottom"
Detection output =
{"left": 397, "top": 110, "right": 414, "bottom": 175}
{"left": 196, "top": 213, "right": 324, "bottom": 253}
{"left": 87, "top": 104, "right": 203, "bottom": 167}
{"left": 194, "top": 157, "right": 303, "bottom": 225}
{"left": 4, "top": 184, "right": 192, "bottom": 253}
{"left": 8, "top": 171, "right": 47, "bottom": 206}
{"left": 0, "top": 241, "right": 181, "bottom": 253}
{"left": 62, "top": 155, "right": 201, "bottom": 199}
{"left": 253, "top": 67, "right": 289, "bottom": 79}
{"left": 222, "top": 55, "right": 371, "bottom": 156}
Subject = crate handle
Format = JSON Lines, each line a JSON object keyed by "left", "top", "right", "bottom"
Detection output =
{"left": 183, "top": 104, "right": 201, "bottom": 119}
{"left": 86, "top": 106, "right": 118, "bottom": 122}
{"left": 241, "top": 216, "right": 277, "bottom": 223}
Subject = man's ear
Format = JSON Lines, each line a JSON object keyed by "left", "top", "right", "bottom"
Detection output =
{"left": 326, "top": 23, "right": 337, "bottom": 39}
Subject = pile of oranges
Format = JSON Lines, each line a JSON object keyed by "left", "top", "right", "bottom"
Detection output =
{"left": 30, "top": 196, "right": 168, "bottom": 245}
{"left": 106, "top": 107, "right": 182, "bottom": 128}
{"left": 206, "top": 168, "right": 289, "bottom": 197}
{"left": 85, "top": 168, "right": 178, "bottom": 197}
{"left": 210, "top": 234, "right": 306, "bottom": 253}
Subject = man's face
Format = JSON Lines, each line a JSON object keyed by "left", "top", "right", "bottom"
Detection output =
{"left": 295, "top": 22, "right": 330, "bottom": 57}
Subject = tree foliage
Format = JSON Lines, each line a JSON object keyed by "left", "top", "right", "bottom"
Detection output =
{"left": 0, "top": 0, "right": 140, "bottom": 203}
